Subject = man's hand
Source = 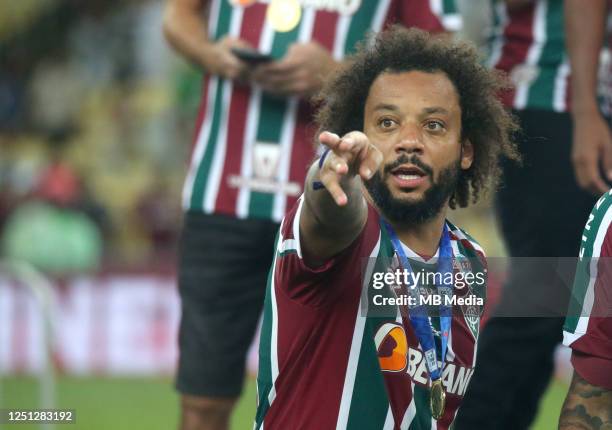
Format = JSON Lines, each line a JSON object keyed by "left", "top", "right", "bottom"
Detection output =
{"left": 571, "top": 111, "right": 612, "bottom": 195}
{"left": 299, "top": 131, "right": 381, "bottom": 263}
{"left": 317, "top": 131, "right": 383, "bottom": 205}
{"left": 252, "top": 42, "right": 339, "bottom": 97}
{"left": 201, "top": 36, "right": 252, "bottom": 81}
{"left": 163, "top": 0, "right": 252, "bottom": 82}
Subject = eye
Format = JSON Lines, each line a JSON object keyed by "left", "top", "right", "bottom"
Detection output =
{"left": 378, "top": 118, "right": 397, "bottom": 129}
{"left": 425, "top": 120, "right": 445, "bottom": 132}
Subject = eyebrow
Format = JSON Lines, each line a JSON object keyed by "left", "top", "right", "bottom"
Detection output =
{"left": 372, "top": 103, "right": 399, "bottom": 112}
{"left": 372, "top": 104, "right": 450, "bottom": 115}
{"left": 423, "top": 107, "right": 450, "bottom": 115}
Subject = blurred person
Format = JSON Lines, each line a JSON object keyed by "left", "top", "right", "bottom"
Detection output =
{"left": 455, "top": 0, "right": 605, "bottom": 429}
{"left": 162, "top": 1, "right": 460, "bottom": 429}
{"left": 559, "top": 1, "right": 612, "bottom": 428}
{"left": 560, "top": 192, "right": 612, "bottom": 429}
{"left": 565, "top": 0, "right": 612, "bottom": 196}
{"left": 254, "top": 27, "right": 518, "bottom": 429}
{"left": 2, "top": 149, "right": 103, "bottom": 275}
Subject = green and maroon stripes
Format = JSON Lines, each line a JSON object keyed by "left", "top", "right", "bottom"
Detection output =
{"left": 247, "top": 23, "right": 302, "bottom": 220}
{"left": 523, "top": 0, "right": 566, "bottom": 111}
{"left": 344, "top": 319, "right": 391, "bottom": 429}
{"left": 186, "top": 0, "right": 233, "bottom": 210}
{"left": 343, "top": 0, "right": 383, "bottom": 54}
{"left": 254, "top": 231, "right": 279, "bottom": 429}
{"left": 564, "top": 191, "right": 612, "bottom": 334}
{"left": 490, "top": 0, "right": 570, "bottom": 112}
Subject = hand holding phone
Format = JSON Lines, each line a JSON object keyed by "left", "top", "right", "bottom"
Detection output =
{"left": 231, "top": 48, "right": 274, "bottom": 65}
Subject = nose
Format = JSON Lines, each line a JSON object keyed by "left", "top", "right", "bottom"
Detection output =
{"left": 394, "top": 123, "right": 424, "bottom": 155}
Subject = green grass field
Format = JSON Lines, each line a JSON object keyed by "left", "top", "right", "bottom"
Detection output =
{"left": 1, "top": 376, "right": 566, "bottom": 429}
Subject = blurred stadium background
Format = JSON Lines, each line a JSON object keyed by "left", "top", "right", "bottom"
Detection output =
{"left": 0, "top": 0, "right": 572, "bottom": 428}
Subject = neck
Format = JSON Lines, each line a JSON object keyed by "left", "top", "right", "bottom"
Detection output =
{"left": 388, "top": 210, "right": 447, "bottom": 256}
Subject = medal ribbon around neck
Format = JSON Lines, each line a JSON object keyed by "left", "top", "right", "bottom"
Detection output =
{"left": 382, "top": 220, "right": 453, "bottom": 383}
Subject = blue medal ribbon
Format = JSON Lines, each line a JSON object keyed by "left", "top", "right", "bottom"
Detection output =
{"left": 383, "top": 220, "right": 453, "bottom": 382}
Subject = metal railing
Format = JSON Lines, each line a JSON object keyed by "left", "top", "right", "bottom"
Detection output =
{"left": 0, "top": 260, "right": 56, "bottom": 430}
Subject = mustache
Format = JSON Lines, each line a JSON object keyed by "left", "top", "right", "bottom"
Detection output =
{"left": 383, "top": 154, "right": 433, "bottom": 178}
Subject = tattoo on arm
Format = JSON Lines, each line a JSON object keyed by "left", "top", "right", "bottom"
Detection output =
{"left": 559, "top": 371, "right": 612, "bottom": 430}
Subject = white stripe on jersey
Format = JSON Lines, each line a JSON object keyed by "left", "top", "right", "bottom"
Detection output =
{"left": 278, "top": 238, "right": 298, "bottom": 253}
{"left": 207, "top": 0, "right": 221, "bottom": 39}
{"left": 552, "top": 58, "right": 570, "bottom": 113}
{"left": 336, "top": 235, "right": 382, "bottom": 430}
{"left": 182, "top": 0, "right": 223, "bottom": 209}
{"left": 272, "top": 8, "right": 316, "bottom": 222}
{"left": 428, "top": 0, "right": 461, "bottom": 32}
{"left": 333, "top": 15, "right": 351, "bottom": 61}
{"left": 514, "top": 0, "right": 547, "bottom": 109}
{"left": 265, "top": 220, "right": 284, "bottom": 410}
{"left": 446, "top": 321, "right": 456, "bottom": 363}
{"left": 204, "top": 8, "right": 244, "bottom": 212}
{"left": 487, "top": 1, "right": 508, "bottom": 69}
{"left": 292, "top": 196, "right": 305, "bottom": 258}
{"left": 400, "top": 383, "right": 416, "bottom": 429}
{"left": 431, "top": 416, "right": 439, "bottom": 430}
{"left": 372, "top": 0, "right": 393, "bottom": 35}
{"left": 382, "top": 407, "right": 394, "bottom": 430}
{"left": 182, "top": 77, "right": 219, "bottom": 208}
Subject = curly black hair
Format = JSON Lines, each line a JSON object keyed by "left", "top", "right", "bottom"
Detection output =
{"left": 313, "top": 26, "right": 520, "bottom": 209}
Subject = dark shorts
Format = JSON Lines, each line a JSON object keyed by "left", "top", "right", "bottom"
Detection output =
{"left": 175, "top": 211, "right": 279, "bottom": 398}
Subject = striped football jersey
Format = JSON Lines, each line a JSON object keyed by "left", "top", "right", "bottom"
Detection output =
{"left": 255, "top": 198, "right": 487, "bottom": 429}
{"left": 182, "top": 0, "right": 460, "bottom": 222}
{"left": 487, "top": 0, "right": 571, "bottom": 112}
{"left": 563, "top": 189, "right": 612, "bottom": 389}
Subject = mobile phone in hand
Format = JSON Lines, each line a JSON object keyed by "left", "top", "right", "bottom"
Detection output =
{"left": 231, "top": 48, "right": 274, "bottom": 64}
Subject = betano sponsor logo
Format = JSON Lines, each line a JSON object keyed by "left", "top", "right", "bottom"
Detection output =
{"left": 374, "top": 323, "right": 474, "bottom": 396}
{"left": 229, "top": 0, "right": 362, "bottom": 15}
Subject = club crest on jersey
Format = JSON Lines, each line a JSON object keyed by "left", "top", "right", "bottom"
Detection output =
{"left": 451, "top": 253, "right": 481, "bottom": 339}
{"left": 253, "top": 142, "right": 280, "bottom": 180}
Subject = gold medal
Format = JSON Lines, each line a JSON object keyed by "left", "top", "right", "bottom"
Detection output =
{"left": 430, "top": 379, "right": 446, "bottom": 420}
{"left": 266, "top": 0, "right": 302, "bottom": 33}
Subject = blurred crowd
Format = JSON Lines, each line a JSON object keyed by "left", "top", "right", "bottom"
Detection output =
{"left": 0, "top": 0, "right": 204, "bottom": 273}
{"left": 0, "top": 0, "right": 509, "bottom": 276}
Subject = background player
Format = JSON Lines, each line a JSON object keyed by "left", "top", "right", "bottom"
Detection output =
{"left": 560, "top": 0, "right": 612, "bottom": 428}
{"left": 560, "top": 190, "right": 612, "bottom": 429}
{"left": 456, "top": 0, "right": 602, "bottom": 427}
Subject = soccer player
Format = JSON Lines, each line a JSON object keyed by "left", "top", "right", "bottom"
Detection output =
{"left": 559, "top": 1, "right": 612, "bottom": 428}
{"left": 254, "top": 27, "right": 519, "bottom": 429}
{"left": 560, "top": 190, "right": 612, "bottom": 429}
{"left": 162, "top": 1, "right": 459, "bottom": 429}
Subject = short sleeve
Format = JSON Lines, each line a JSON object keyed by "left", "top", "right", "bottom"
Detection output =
{"left": 273, "top": 197, "right": 381, "bottom": 307}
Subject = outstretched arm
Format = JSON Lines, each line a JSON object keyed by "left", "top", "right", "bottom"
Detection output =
{"left": 299, "top": 131, "right": 382, "bottom": 265}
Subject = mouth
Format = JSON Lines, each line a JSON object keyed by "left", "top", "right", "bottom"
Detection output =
{"left": 389, "top": 165, "right": 428, "bottom": 190}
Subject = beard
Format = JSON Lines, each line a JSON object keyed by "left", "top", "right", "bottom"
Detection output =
{"left": 364, "top": 154, "right": 460, "bottom": 225}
